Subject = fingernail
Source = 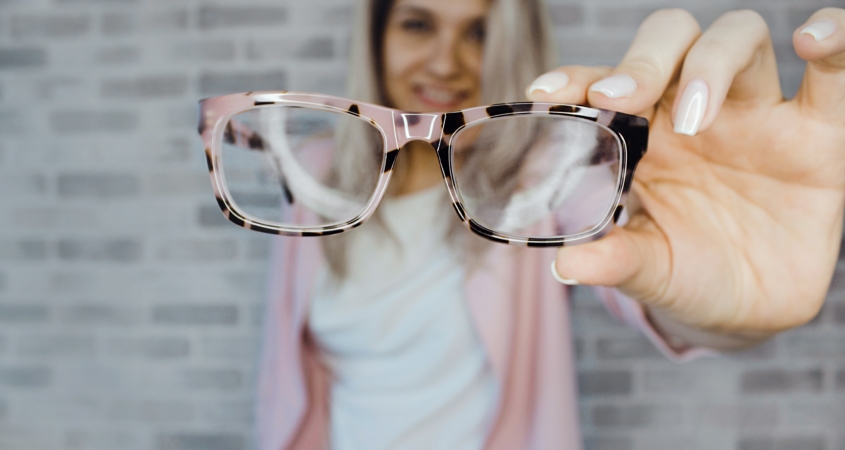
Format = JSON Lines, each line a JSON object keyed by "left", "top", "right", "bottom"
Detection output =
{"left": 674, "top": 79, "right": 709, "bottom": 136}
{"left": 800, "top": 19, "right": 836, "bottom": 42}
{"left": 589, "top": 74, "right": 637, "bottom": 99}
{"left": 550, "top": 260, "right": 579, "bottom": 285}
{"left": 526, "top": 72, "right": 570, "bottom": 98}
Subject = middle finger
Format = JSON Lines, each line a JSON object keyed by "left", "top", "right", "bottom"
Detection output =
{"left": 671, "top": 9, "right": 782, "bottom": 136}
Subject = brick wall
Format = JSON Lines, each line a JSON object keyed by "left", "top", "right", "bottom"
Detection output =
{"left": 0, "top": 0, "right": 842, "bottom": 449}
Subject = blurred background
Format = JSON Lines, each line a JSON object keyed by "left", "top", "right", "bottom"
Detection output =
{"left": 0, "top": 0, "right": 844, "bottom": 449}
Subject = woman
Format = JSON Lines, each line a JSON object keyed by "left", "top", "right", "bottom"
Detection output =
{"left": 255, "top": 0, "right": 845, "bottom": 448}
{"left": 257, "top": 1, "right": 688, "bottom": 448}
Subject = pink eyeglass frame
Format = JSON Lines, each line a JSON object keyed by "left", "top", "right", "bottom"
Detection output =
{"left": 197, "top": 91, "right": 648, "bottom": 247}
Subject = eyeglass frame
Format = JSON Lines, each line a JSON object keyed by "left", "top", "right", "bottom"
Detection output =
{"left": 197, "top": 91, "right": 649, "bottom": 247}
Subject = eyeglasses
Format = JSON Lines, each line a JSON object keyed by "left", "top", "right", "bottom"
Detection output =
{"left": 197, "top": 91, "right": 648, "bottom": 247}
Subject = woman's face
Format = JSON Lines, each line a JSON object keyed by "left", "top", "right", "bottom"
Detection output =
{"left": 381, "top": 0, "right": 488, "bottom": 113}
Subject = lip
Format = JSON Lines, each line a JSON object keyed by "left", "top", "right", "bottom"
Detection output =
{"left": 412, "top": 85, "right": 470, "bottom": 110}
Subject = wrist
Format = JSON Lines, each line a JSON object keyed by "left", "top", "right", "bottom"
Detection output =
{"left": 644, "top": 305, "right": 773, "bottom": 352}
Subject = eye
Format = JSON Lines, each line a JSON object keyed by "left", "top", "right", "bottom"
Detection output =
{"left": 466, "top": 21, "right": 486, "bottom": 44}
{"left": 401, "top": 17, "right": 433, "bottom": 34}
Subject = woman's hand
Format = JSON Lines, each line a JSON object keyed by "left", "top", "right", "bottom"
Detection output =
{"left": 530, "top": 8, "right": 845, "bottom": 343}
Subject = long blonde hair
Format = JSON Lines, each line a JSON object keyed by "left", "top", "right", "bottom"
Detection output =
{"left": 323, "top": 0, "right": 559, "bottom": 276}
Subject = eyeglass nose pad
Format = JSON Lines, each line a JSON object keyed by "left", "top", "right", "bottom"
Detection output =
{"left": 398, "top": 113, "right": 440, "bottom": 144}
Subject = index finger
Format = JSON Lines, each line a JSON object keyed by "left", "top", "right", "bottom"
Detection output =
{"left": 585, "top": 9, "right": 701, "bottom": 117}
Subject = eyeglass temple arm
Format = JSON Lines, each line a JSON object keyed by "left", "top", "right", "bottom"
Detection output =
{"left": 222, "top": 120, "right": 295, "bottom": 205}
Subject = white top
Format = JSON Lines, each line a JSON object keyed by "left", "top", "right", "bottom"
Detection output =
{"left": 309, "top": 186, "right": 499, "bottom": 450}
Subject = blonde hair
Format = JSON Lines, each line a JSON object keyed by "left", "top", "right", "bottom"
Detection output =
{"left": 323, "top": 0, "right": 559, "bottom": 276}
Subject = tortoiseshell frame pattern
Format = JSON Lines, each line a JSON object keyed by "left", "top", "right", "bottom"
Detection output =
{"left": 198, "top": 91, "right": 648, "bottom": 247}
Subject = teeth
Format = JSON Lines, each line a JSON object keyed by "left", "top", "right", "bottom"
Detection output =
{"left": 421, "top": 87, "right": 459, "bottom": 105}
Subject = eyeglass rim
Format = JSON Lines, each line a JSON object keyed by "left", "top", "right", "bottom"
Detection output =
{"left": 445, "top": 115, "right": 627, "bottom": 246}
{"left": 197, "top": 91, "right": 649, "bottom": 247}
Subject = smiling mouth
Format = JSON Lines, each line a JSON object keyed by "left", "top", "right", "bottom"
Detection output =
{"left": 414, "top": 85, "right": 469, "bottom": 108}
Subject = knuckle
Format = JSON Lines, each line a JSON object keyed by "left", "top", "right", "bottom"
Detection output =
{"left": 559, "top": 65, "right": 613, "bottom": 77}
{"left": 646, "top": 8, "right": 700, "bottom": 32}
{"left": 623, "top": 56, "right": 670, "bottom": 82}
{"left": 812, "top": 7, "right": 843, "bottom": 18}
{"left": 558, "top": 65, "right": 592, "bottom": 72}
{"left": 719, "top": 9, "right": 770, "bottom": 35}
{"left": 705, "top": 9, "right": 773, "bottom": 62}
{"left": 804, "top": 7, "right": 845, "bottom": 30}
{"left": 692, "top": 38, "right": 733, "bottom": 55}
{"left": 686, "top": 38, "right": 734, "bottom": 64}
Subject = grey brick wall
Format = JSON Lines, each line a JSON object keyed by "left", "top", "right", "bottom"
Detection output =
{"left": 0, "top": 0, "right": 843, "bottom": 449}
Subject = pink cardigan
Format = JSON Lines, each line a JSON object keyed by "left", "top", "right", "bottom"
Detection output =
{"left": 256, "top": 224, "right": 711, "bottom": 450}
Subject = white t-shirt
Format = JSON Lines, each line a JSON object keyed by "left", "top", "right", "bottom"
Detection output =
{"left": 308, "top": 186, "right": 499, "bottom": 450}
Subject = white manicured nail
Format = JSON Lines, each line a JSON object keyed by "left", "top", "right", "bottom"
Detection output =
{"left": 526, "top": 72, "right": 570, "bottom": 98}
{"left": 589, "top": 74, "right": 637, "bottom": 99}
{"left": 550, "top": 260, "right": 579, "bottom": 285}
{"left": 800, "top": 19, "right": 836, "bottom": 42}
{"left": 674, "top": 79, "right": 709, "bottom": 136}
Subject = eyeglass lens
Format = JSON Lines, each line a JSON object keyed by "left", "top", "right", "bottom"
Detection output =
{"left": 451, "top": 115, "right": 622, "bottom": 239}
{"left": 219, "top": 105, "right": 384, "bottom": 229}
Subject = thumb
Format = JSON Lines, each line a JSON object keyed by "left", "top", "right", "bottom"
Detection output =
{"left": 793, "top": 7, "right": 845, "bottom": 125}
{"left": 552, "top": 215, "right": 672, "bottom": 304}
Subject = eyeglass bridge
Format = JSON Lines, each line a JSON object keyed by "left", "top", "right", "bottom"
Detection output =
{"left": 398, "top": 113, "right": 440, "bottom": 144}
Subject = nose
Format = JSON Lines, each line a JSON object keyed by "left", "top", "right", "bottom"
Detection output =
{"left": 426, "top": 32, "right": 462, "bottom": 78}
